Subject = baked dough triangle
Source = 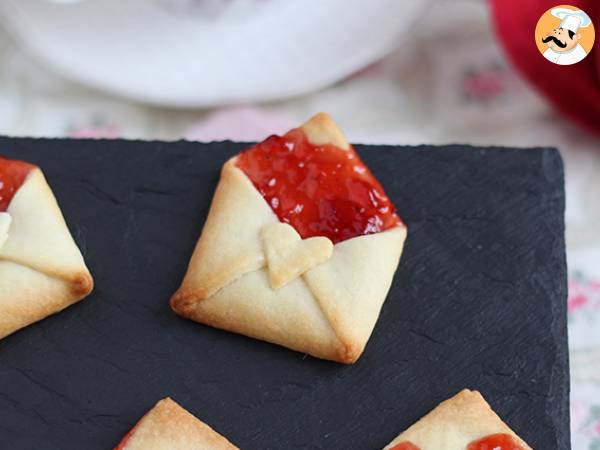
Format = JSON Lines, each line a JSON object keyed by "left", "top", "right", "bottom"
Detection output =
{"left": 171, "top": 113, "right": 407, "bottom": 363}
{"left": 0, "top": 166, "right": 93, "bottom": 339}
{"left": 262, "top": 222, "right": 333, "bottom": 290}
{"left": 114, "top": 397, "right": 238, "bottom": 450}
{"left": 383, "top": 390, "right": 532, "bottom": 450}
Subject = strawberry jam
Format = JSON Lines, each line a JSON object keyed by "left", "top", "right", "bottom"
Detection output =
{"left": 389, "top": 434, "right": 524, "bottom": 450}
{"left": 113, "top": 417, "right": 145, "bottom": 450}
{"left": 467, "top": 433, "right": 525, "bottom": 450}
{"left": 236, "top": 128, "right": 402, "bottom": 244}
{"left": 113, "top": 427, "right": 135, "bottom": 450}
{"left": 390, "top": 442, "right": 421, "bottom": 450}
{"left": 0, "top": 156, "right": 34, "bottom": 211}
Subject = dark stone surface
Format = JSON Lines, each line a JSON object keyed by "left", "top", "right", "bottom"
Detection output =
{"left": 0, "top": 137, "right": 569, "bottom": 450}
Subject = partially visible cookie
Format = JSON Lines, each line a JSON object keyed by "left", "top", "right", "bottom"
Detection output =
{"left": 0, "top": 156, "right": 93, "bottom": 339}
{"left": 114, "top": 397, "right": 238, "bottom": 450}
{"left": 383, "top": 390, "right": 532, "bottom": 450}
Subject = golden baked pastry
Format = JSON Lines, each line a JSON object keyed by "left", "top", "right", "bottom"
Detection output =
{"left": 171, "top": 113, "right": 407, "bottom": 363}
{"left": 383, "top": 390, "right": 532, "bottom": 450}
{"left": 0, "top": 157, "right": 93, "bottom": 339}
{"left": 114, "top": 398, "right": 238, "bottom": 450}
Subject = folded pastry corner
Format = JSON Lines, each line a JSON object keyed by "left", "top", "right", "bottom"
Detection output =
{"left": 383, "top": 389, "right": 532, "bottom": 450}
{"left": 171, "top": 113, "right": 407, "bottom": 363}
{"left": 114, "top": 397, "right": 238, "bottom": 450}
{"left": 0, "top": 157, "right": 93, "bottom": 339}
{"left": 300, "top": 111, "right": 350, "bottom": 149}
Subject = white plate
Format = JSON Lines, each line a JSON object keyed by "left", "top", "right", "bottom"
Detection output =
{"left": 0, "top": 0, "right": 428, "bottom": 107}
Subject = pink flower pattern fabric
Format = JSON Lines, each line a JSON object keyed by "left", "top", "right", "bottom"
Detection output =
{"left": 569, "top": 274, "right": 600, "bottom": 315}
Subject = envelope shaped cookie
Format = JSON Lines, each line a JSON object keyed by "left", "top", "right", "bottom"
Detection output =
{"left": 171, "top": 113, "right": 407, "bottom": 363}
{"left": 0, "top": 156, "right": 93, "bottom": 339}
{"left": 383, "top": 390, "right": 532, "bottom": 450}
{"left": 114, "top": 398, "right": 239, "bottom": 450}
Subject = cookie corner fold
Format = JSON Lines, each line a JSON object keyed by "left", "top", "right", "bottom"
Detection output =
{"left": 331, "top": 337, "right": 367, "bottom": 365}
{"left": 383, "top": 388, "right": 532, "bottom": 450}
{"left": 301, "top": 112, "right": 350, "bottom": 150}
{"left": 70, "top": 269, "right": 94, "bottom": 299}
{"left": 170, "top": 288, "right": 200, "bottom": 318}
{"left": 115, "top": 397, "right": 239, "bottom": 450}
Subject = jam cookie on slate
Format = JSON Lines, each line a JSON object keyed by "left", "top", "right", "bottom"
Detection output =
{"left": 383, "top": 390, "right": 532, "bottom": 450}
{"left": 114, "top": 398, "right": 238, "bottom": 450}
{"left": 0, "top": 156, "right": 93, "bottom": 339}
{"left": 171, "top": 113, "right": 407, "bottom": 363}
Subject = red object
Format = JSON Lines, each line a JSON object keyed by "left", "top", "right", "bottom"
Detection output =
{"left": 467, "top": 433, "right": 525, "bottom": 450}
{"left": 490, "top": 0, "right": 600, "bottom": 136}
{"left": 113, "top": 427, "right": 135, "bottom": 450}
{"left": 113, "top": 416, "right": 145, "bottom": 450}
{"left": 236, "top": 128, "right": 402, "bottom": 244}
{"left": 0, "top": 156, "right": 35, "bottom": 211}
{"left": 389, "top": 442, "right": 421, "bottom": 450}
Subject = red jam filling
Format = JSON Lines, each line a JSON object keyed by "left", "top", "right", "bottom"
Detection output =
{"left": 113, "top": 427, "right": 136, "bottom": 450}
{"left": 0, "top": 156, "right": 35, "bottom": 212}
{"left": 113, "top": 409, "right": 151, "bottom": 450}
{"left": 467, "top": 433, "right": 525, "bottom": 450}
{"left": 390, "top": 442, "right": 421, "bottom": 450}
{"left": 113, "top": 417, "right": 145, "bottom": 450}
{"left": 389, "top": 433, "right": 524, "bottom": 450}
{"left": 236, "top": 128, "right": 402, "bottom": 244}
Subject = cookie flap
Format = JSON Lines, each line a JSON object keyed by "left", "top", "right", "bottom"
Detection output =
{"left": 303, "top": 226, "right": 406, "bottom": 362}
{"left": 383, "top": 390, "right": 532, "bottom": 450}
{"left": 300, "top": 112, "right": 350, "bottom": 150}
{"left": 115, "top": 397, "right": 238, "bottom": 450}
{"left": 176, "top": 267, "right": 346, "bottom": 362}
{"left": 0, "top": 168, "right": 92, "bottom": 296}
{"left": 0, "top": 261, "right": 82, "bottom": 339}
{"left": 171, "top": 159, "right": 278, "bottom": 307}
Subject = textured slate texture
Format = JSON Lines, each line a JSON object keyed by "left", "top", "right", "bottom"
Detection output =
{"left": 0, "top": 137, "right": 569, "bottom": 450}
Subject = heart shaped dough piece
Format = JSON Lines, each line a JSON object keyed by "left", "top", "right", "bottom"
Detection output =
{"left": 261, "top": 222, "right": 333, "bottom": 290}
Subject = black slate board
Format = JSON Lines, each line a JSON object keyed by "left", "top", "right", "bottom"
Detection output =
{"left": 0, "top": 137, "right": 569, "bottom": 450}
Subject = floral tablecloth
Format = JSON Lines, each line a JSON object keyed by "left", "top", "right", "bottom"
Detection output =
{"left": 0, "top": 1, "right": 598, "bottom": 447}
